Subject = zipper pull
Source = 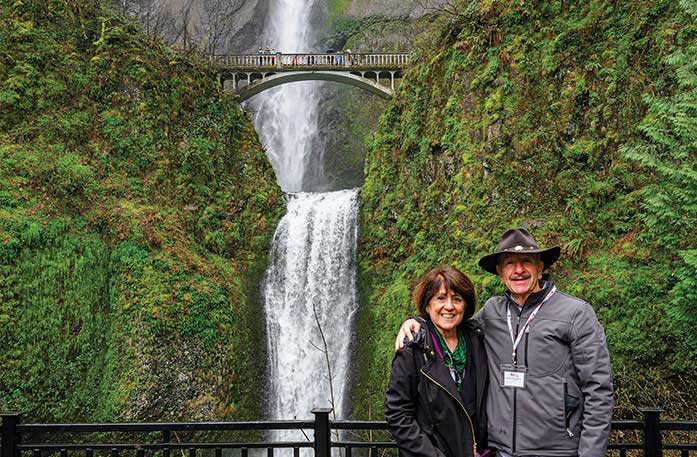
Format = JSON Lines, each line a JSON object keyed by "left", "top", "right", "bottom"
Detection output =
{"left": 566, "top": 428, "right": 574, "bottom": 437}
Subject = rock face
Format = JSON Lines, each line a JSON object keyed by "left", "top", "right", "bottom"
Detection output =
{"left": 1, "top": 0, "right": 283, "bottom": 423}
{"left": 341, "top": 0, "right": 445, "bottom": 19}
{"left": 116, "top": 0, "right": 271, "bottom": 53}
{"left": 225, "top": 0, "right": 271, "bottom": 52}
{"left": 308, "top": 4, "right": 440, "bottom": 191}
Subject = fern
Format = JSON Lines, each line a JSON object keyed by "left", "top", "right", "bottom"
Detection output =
{"left": 620, "top": 0, "right": 697, "bottom": 371}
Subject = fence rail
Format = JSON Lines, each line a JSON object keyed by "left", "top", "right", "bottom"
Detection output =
{"left": 2, "top": 408, "right": 695, "bottom": 457}
{"left": 211, "top": 53, "right": 410, "bottom": 70}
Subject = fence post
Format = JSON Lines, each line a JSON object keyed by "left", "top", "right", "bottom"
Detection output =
{"left": 162, "top": 429, "right": 171, "bottom": 457}
{"left": 313, "top": 408, "right": 332, "bottom": 457}
{"left": 1, "top": 413, "right": 21, "bottom": 457}
{"left": 641, "top": 408, "right": 663, "bottom": 457}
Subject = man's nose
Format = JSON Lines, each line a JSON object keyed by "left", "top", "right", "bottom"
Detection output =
{"left": 513, "top": 261, "right": 525, "bottom": 273}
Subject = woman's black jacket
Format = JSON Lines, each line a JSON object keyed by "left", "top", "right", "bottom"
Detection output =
{"left": 384, "top": 318, "right": 488, "bottom": 457}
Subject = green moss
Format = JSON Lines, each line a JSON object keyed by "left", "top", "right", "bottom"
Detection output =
{"left": 0, "top": 0, "right": 283, "bottom": 422}
{"left": 328, "top": 0, "right": 353, "bottom": 23}
{"left": 355, "top": 0, "right": 697, "bottom": 421}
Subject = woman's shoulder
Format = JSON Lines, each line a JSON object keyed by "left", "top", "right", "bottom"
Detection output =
{"left": 461, "top": 318, "right": 484, "bottom": 336}
{"left": 392, "top": 335, "right": 430, "bottom": 372}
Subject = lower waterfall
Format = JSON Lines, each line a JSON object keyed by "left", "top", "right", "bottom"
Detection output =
{"left": 263, "top": 189, "right": 360, "bottom": 432}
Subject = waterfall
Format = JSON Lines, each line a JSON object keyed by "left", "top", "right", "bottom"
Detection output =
{"left": 251, "top": 0, "right": 325, "bottom": 192}
{"left": 263, "top": 190, "right": 360, "bottom": 423}
{"left": 252, "top": 0, "right": 361, "bottom": 439}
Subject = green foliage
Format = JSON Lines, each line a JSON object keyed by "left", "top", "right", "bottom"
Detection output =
{"left": 327, "top": 0, "right": 353, "bottom": 23}
{"left": 620, "top": 0, "right": 697, "bottom": 372}
{"left": 355, "top": 0, "right": 697, "bottom": 421}
{"left": 0, "top": 0, "right": 283, "bottom": 423}
{"left": 0, "top": 223, "right": 111, "bottom": 421}
{"left": 51, "top": 152, "right": 98, "bottom": 197}
{"left": 325, "top": 15, "right": 390, "bottom": 50}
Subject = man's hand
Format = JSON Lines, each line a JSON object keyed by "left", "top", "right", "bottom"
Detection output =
{"left": 395, "top": 318, "right": 422, "bottom": 351}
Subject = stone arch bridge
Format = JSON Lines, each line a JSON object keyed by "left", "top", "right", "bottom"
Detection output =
{"left": 211, "top": 52, "right": 410, "bottom": 101}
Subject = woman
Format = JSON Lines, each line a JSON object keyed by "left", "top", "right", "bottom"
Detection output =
{"left": 385, "top": 266, "right": 488, "bottom": 457}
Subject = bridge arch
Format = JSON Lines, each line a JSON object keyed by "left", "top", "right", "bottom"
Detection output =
{"left": 227, "top": 71, "right": 394, "bottom": 101}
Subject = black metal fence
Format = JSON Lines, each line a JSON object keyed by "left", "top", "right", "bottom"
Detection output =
{"left": 2, "top": 408, "right": 695, "bottom": 457}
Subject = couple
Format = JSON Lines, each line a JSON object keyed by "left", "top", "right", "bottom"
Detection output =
{"left": 384, "top": 228, "right": 614, "bottom": 457}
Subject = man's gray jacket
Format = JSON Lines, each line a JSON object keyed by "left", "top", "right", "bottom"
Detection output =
{"left": 474, "top": 275, "right": 613, "bottom": 456}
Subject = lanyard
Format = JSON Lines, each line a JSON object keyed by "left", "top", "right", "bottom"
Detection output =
{"left": 506, "top": 286, "right": 556, "bottom": 365}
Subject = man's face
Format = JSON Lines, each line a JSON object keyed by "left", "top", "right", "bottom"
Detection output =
{"left": 496, "top": 253, "right": 544, "bottom": 305}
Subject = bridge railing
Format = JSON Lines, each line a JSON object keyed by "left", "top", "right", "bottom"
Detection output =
{"left": 211, "top": 53, "right": 410, "bottom": 70}
{"left": 2, "top": 409, "right": 695, "bottom": 457}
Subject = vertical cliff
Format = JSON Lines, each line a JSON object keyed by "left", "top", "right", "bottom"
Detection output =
{"left": 0, "top": 0, "right": 283, "bottom": 421}
{"left": 354, "top": 0, "right": 697, "bottom": 420}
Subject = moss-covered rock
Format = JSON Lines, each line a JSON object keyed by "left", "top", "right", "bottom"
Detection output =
{"left": 0, "top": 1, "right": 282, "bottom": 422}
{"left": 354, "top": 0, "right": 697, "bottom": 421}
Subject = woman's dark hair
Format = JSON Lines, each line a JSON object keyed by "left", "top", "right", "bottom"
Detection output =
{"left": 412, "top": 266, "right": 476, "bottom": 320}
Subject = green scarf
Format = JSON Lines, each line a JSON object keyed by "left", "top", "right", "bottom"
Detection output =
{"left": 433, "top": 327, "right": 468, "bottom": 391}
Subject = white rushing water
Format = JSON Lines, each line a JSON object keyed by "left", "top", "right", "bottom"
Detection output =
{"left": 253, "top": 0, "right": 361, "bottom": 441}
{"left": 251, "top": 0, "right": 325, "bottom": 192}
{"left": 263, "top": 190, "right": 360, "bottom": 426}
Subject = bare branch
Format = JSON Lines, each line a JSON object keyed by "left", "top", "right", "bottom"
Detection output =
{"left": 311, "top": 298, "right": 343, "bottom": 457}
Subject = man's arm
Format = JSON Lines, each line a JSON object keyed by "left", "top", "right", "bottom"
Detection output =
{"left": 394, "top": 319, "right": 421, "bottom": 351}
{"left": 395, "top": 308, "right": 486, "bottom": 351}
{"left": 570, "top": 302, "right": 614, "bottom": 457}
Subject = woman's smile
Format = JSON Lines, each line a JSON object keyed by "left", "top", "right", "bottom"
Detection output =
{"left": 425, "top": 285, "right": 465, "bottom": 338}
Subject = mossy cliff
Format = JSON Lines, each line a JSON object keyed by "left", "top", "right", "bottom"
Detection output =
{"left": 315, "top": 0, "right": 445, "bottom": 190}
{"left": 0, "top": 1, "right": 283, "bottom": 421}
{"left": 355, "top": 0, "right": 697, "bottom": 420}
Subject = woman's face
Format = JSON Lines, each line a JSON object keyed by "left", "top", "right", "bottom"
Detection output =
{"left": 425, "top": 285, "right": 466, "bottom": 337}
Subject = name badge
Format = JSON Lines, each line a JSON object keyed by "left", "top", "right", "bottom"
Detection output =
{"left": 501, "top": 364, "right": 527, "bottom": 388}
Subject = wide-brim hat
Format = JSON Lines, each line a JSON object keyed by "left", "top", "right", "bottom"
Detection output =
{"left": 478, "top": 228, "right": 560, "bottom": 275}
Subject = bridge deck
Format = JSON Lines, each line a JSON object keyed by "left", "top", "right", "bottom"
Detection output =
{"left": 212, "top": 52, "right": 409, "bottom": 71}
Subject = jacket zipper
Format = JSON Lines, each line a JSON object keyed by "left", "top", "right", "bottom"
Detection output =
{"left": 420, "top": 368, "right": 478, "bottom": 456}
{"left": 563, "top": 381, "right": 574, "bottom": 437}
{"left": 524, "top": 326, "right": 530, "bottom": 367}
{"left": 512, "top": 311, "right": 521, "bottom": 454}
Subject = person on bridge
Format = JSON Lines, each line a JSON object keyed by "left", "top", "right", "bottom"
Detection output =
{"left": 385, "top": 266, "right": 489, "bottom": 457}
{"left": 394, "top": 228, "right": 614, "bottom": 457}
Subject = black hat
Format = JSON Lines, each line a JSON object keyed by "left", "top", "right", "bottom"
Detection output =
{"left": 478, "top": 228, "right": 560, "bottom": 275}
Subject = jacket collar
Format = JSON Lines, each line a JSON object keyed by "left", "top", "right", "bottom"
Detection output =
{"left": 421, "top": 321, "right": 465, "bottom": 401}
{"left": 414, "top": 317, "right": 482, "bottom": 354}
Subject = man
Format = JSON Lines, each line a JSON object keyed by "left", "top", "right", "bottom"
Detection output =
{"left": 395, "top": 228, "right": 613, "bottom": 457}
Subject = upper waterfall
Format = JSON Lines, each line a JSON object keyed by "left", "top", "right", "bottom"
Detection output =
{"left": 251, "top": 0, "right": 326, "bottom": 192}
